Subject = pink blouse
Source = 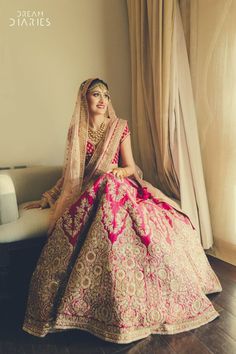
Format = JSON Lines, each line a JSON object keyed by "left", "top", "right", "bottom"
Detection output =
{"left": 86, "top": 121, "right": 130, "bottom": 165}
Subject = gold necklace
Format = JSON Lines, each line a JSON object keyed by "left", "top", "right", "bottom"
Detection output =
{"left": 88, "top": 119, "right": 106, "bottom": 145}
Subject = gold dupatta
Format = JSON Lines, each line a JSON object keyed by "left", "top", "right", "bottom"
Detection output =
{"left": 47, "top": 78, "right": 184, "bottom": 234}
{"left": 48, "top": 79, "right": 122, "bottom": 233}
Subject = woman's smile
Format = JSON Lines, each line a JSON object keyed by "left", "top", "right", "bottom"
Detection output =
{"left": 86, "top": 87, "right": 110, "bottom": 116}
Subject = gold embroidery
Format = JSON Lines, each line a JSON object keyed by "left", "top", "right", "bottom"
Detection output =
{"left": 23, "top": 157, "right": 222, "bottom": 344}
{"left": 83, "top": 118, "right": 127, "bottom": 185}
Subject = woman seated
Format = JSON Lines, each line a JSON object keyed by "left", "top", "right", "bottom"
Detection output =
{"left": 23, "top": 78, "right": 222, "bottom": 344}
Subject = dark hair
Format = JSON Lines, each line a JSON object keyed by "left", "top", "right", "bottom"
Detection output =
{"left": 80, "top": 78, "right": 109, "bottom": 91}
{"left": 88, "top": 78, "right": 109, "bottom": 90}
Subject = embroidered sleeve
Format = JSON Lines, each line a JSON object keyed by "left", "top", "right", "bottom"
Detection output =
{"left": 120, "top": 121, "right": 131, "bottom": 143}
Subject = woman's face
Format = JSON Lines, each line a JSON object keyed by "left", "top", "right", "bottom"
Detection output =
{"left": 86, "top": 85, "right": 110, "bottom": 117}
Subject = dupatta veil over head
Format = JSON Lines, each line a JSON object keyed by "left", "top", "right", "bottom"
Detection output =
{"left": 48, "top": 78, "right": 118, "bottom": 233}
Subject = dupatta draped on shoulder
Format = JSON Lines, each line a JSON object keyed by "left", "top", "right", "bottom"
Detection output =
{"left": 45, "top": 78, "right": 185, "bottom": 235}
{"left": 47, "top": 79, "right": 126, "bottom": 233}
{"left": 23, "top": 79, "right": 222, "bottom": 343}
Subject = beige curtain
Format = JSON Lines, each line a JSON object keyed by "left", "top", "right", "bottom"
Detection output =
{"left": 127, "top": 0, "right": 213, "bottom": 248}
{"left": 180, "top": 0, "right": 236, "bottom": 266}
{"left": 126, "top": 0, "right": 179, "bottom": 199}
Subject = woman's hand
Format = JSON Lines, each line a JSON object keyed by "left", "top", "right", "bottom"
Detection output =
{"left": 23, "top": 197, "right": 49, "bottom": 210}
{"left": 23, "top": 201, "right": 41, "bottom": 210}
{"left": 109, "top": 167, "right": 127, "bottom": 180}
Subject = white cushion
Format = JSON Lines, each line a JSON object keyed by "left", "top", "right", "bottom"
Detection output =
{"left": 0, "top": 175, "right": 19, "bottom": 224}
{"left": 0, "top": 166, "right": 62, "bottom": 205}
{"left": 0, "top": 202, "right": 52, "bottom": 243}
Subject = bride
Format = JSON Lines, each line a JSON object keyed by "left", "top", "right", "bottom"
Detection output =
{"left": 23, "top": 78, "right": 222, "bottom": 343}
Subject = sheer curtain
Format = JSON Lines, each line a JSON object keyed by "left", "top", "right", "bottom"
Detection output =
{"left": 127, "top": 0, "right": 213, "bottom": 248}
{"left": 127, "top": 0, "right": 179, "bottom": 199}
{"left": 180, "top": 0, "right": 236, "bottom": 265}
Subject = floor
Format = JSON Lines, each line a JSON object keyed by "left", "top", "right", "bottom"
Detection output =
{"left": 0, "top": 255, "right": 235, "bottom": 354}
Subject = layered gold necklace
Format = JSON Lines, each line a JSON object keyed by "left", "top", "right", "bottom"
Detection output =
{"left": 88, "top": 119, "right": 106, "bottom": 145}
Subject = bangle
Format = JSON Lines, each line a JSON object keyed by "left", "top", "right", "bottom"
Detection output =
{"left": 41, "top": 196, "right": 49, "bottom": 208}
{"left": 122, "top": 168, "right": 128, "bottom": 177}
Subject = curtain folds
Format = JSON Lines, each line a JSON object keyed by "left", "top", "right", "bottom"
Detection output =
{"left": 127, "top": 0, "right": 180, "bottom": 199}
{"left": 127, "top": 0, "right": 213, "bottom": 248}
{"left": 180, "top": 0, "right": 236, "bottom": 266}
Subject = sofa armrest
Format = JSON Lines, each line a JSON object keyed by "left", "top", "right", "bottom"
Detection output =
{"left": 0, "top": 175, "right": 19, "bottom": 225}
{"left": 1, "top": 166, "right": 63, "bottom": 205}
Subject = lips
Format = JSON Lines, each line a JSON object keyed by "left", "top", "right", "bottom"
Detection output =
{"left": 97, "top": 105, "right": 105, "bottom": 109}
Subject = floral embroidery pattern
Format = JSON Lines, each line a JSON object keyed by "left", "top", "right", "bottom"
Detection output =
{"left": 23, "top": 173, "right": 222, "bottom": 343}
{"left": 23, "top": 120, "right": 222, "bottom": 343}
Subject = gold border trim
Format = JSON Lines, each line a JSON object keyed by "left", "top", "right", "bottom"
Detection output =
{"left": 23, "top": 307, "right": 219, "bottom": 343}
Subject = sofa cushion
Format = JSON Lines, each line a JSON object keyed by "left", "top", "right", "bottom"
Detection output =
{"left": 1, "top": 166, "right": 62, "bottom": 205}
{"left": 0, "top": 202, "right": 51, "bottom": 244}
{"left": 0, "top": 175, "right": 19, "bottom": 225}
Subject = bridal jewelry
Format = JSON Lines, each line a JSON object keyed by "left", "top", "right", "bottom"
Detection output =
{"left": 112, "top": 167, "right": 128, "bottom": 179}
{"left": 88, "top": 119, "right": 106, "bottom": 145}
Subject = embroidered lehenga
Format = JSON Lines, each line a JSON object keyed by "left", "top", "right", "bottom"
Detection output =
{"left": 23, "top": 79, "right": 222, "bottom": 344}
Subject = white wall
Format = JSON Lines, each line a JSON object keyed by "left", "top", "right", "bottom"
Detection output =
{"left": 0, "top": 0, "right": 131, "bottom": 167}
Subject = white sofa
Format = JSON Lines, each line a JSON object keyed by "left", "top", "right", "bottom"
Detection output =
{"left": 0, "top": 165, "right": 62, "bottom": 244}
{"left": 0, "top": 166, "right": 62, "bottom": 302}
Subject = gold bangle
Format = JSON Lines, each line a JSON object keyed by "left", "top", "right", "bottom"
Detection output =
{"left": 122, "top": 168, "right": 128, "bottom": 178}
{"left": 41, "top": 197, "right": 49, "bottom": 208}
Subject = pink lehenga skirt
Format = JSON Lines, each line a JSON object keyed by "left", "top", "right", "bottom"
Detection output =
{"left": 23, "top": 173, "right": 222, "bottom": 343}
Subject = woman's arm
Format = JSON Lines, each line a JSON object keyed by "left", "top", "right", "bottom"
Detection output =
{"left": 111, "top": 135, "right": 136, "bottom": 179}
{"left": 23, "top": 176, "right": 64, "bottom": 210}
{"left": 42, "top": 176, "right": 64, "bottom": 207}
